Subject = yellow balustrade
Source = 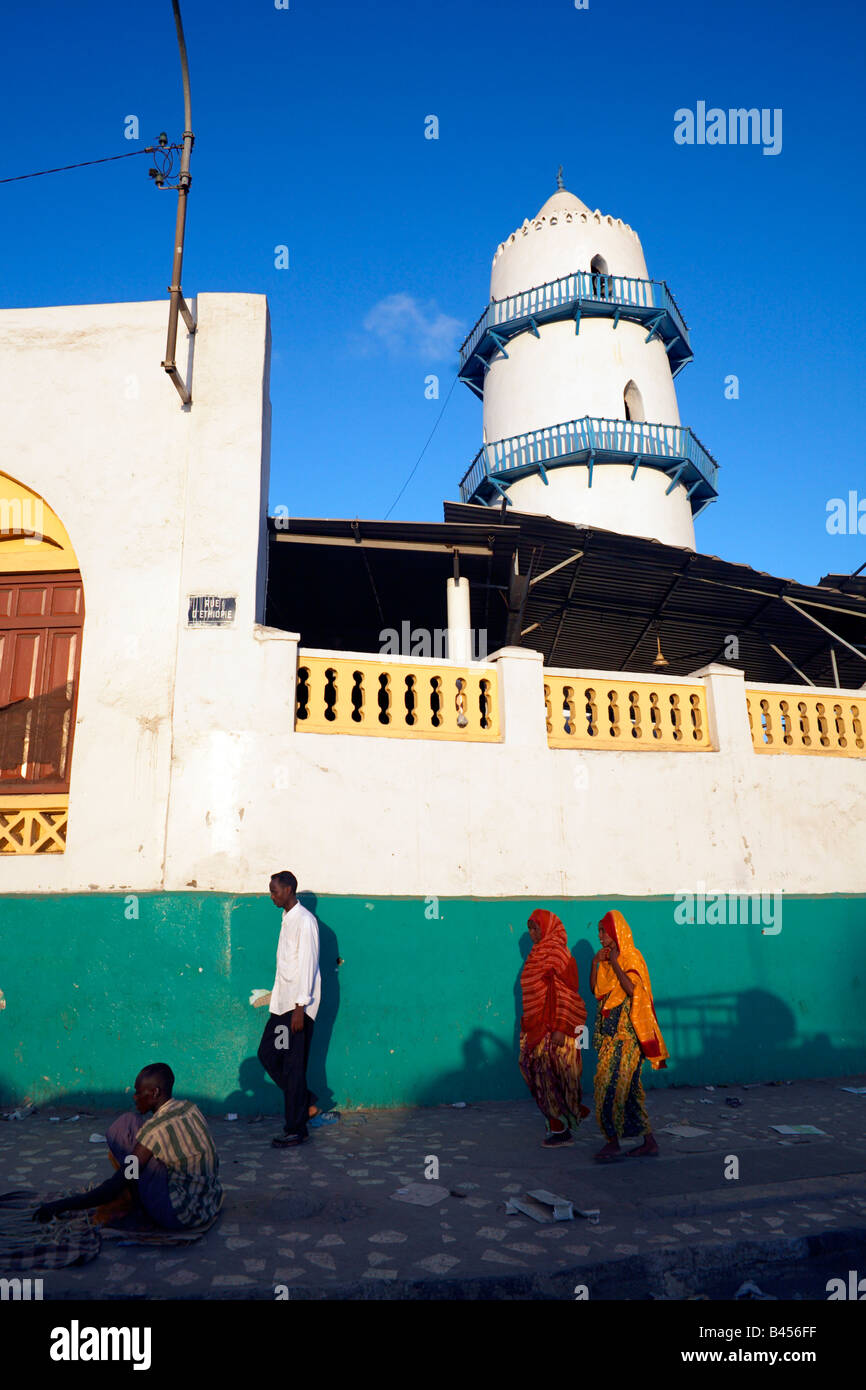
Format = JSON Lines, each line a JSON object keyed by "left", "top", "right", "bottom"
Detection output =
{"left": 0, "top": 795, "right": 69, "bottom": 853}
{"left": 544, "top": 675, "right": 712, "bottom": 751}
{"left": 295, "top": 654, "right": 500, "bottom": 741}
{"left": 746, "top": 689, "right": 865, "bottom": 757}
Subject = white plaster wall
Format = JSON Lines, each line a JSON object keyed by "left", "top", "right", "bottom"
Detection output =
{"left": 484, "top": 321, "right": 681, "bottom": 442}
{"left": 0, "top": 294, "right": 271, "bottom": 892}
{"left": 479, "top": 320, "right": 694, "bottom": 546}
{"left": 500, "top": 467, "right": 696, "bottom": 549}
{"left": 3, "top": 297, "right": 863, "bottom": 904}
{"left": 164, "top": 649, "right": 866, "bottom": 900}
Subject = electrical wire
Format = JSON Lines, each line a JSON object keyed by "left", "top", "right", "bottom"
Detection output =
{"left": 383, "top": 371, "right": 460, "bottom": 519}
{"left": 0, "top": 147, "right": 159, "bottom": 185}
{"left": 5, "top": 142, "right": 468, "bottom": 525}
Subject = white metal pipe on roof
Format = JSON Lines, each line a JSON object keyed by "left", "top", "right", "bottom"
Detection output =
{"left": 447, "top": 576, "right": 473, "bottom": 663}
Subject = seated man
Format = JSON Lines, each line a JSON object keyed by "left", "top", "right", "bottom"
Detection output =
{"left": 34, "top": 1062, "right": 222, "bottom": 1230}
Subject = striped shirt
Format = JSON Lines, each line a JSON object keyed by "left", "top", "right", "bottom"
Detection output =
{"left": 136, "top": 1099, "right": 222, "bottom": 1227}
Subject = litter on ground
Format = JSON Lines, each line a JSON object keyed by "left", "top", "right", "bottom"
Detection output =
{"left": 575, "top": 1207, "right": 601, "bottom": 1224}
{"left": 505, "top": 1190, "right": 574, "bottom": 1223}
{"left": 770, "top": 1124, "right": 826, "bottom": 1136}
{"left": 527, "top": 1189, "right": 574, "bottom": 1220}
{"left": 390, "top": 1182, "right": 449, "bottom": 1207}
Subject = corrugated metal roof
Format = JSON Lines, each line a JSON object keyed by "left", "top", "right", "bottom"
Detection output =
{"left": 443, "top": 502, "right": 866, "bottom": 687}
{"left": 820, "top": 573, "right": 866, "bottom": 599}
{"left": 263, "top": 507, "right": 865, "bottom": 687}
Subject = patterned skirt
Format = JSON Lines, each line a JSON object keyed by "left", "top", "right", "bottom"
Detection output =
{"left": 593, "top": 1000, "right": 651, "bottom": 1140}
{"left": 518, "top": 1032, "right": 590, "bottom": 1131}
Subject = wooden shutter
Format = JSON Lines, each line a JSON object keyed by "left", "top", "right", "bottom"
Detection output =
{"left": 0, "top": 571, "right": 84, "bottom": 793}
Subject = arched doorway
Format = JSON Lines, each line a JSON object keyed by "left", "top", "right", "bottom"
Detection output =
{"left": 0, "top": 474, "right": 83, "bottom": 853}
{"left": 590, "top": 253, "right": 611, "bottom": 300}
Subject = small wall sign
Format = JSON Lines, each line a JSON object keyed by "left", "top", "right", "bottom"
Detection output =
{"left": 187, "top": 594, "right": 237, "bottom": 627}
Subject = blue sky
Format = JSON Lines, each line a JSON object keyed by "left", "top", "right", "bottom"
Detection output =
{"left": 2, "top": 0, "right": 864, "bottom": 585}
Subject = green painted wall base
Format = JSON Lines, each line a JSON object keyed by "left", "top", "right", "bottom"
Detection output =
{"left": 0, "top": 892, "right": 863, "bottom": 1114}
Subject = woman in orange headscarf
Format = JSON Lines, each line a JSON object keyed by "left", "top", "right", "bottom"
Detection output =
{"left": 519, "top": 909, "right": 590, "bottom": 1147}
{"left": 591, "top": 909, "right": 669, "bottom": 1161}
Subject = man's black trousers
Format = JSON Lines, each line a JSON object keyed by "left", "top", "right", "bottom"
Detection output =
{"left": 257, "top": 1011, "right": 314, "bottom": 1137}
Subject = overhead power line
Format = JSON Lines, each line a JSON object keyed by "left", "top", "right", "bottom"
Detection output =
{"left": 0, "top": 147, "right": 159, "bottom": 186}
{"left": 384, "top": 372, "right": 460, "bottom": 520}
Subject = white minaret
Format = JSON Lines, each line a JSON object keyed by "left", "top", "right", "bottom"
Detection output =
{"left": 458, "top": 174, "right": 718, "bottom": 549}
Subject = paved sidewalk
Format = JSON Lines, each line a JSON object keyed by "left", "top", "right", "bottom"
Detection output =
{"left": 2, "top": 1075, "right": 865, "bottom": 1299}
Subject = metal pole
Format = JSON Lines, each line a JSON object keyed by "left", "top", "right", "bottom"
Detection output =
{"left": 782, "top": 596, "right": 866, "bottom": 670}
{"left": 760, "top": 636, "right": 815, "bottom": 687}
{"left": 830, "top": 647, "right": 841, "bottom": 689}
{"left": 162, "top": 0, "right": 195, "bottom": 404}
{"left": 838, "top": 558, "right": 866, "bottom": 592}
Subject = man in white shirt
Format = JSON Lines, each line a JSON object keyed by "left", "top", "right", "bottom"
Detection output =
{"left": 255, "top": 870, "right": 321, "bottom": 1148}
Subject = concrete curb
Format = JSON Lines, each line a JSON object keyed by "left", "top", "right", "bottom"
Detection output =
{"left": 58, "top": 1223, "right": 866, "bottom": 1301}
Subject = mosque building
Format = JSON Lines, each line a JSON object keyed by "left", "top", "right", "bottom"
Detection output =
{"left": 1, "top": 178, "right": 864, "bottom": 1114}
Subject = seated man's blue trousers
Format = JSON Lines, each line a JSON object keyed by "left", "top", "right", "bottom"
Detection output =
{"left": 106, "top": 1112, "right": 185, "bottom": 1229}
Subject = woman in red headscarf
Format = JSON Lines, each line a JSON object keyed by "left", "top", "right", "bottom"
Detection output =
{"left": 591, "top": 910, "right": 669, "bottom": 1161}
{"left": 519, "top": 909, "right": 590, "bottom": 1147}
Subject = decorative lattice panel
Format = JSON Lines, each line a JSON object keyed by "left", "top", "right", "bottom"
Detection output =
{"left": 0, "top": 804, "right": 68, "bottom": 853}
{"left": 747, "top": 691, "right": 865, "bottom": 757}
{"left": 544, "top": 676, "right": 712, "bottom": 751}
{"left": 295, "top": 656, "right": 500, "bottom": 742}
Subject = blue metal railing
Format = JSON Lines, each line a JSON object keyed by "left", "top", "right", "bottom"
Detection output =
{"left": 458, "top": 271, "right": 690, "bottom": 370}
{"left": 459, "top": 415, "right": 719, "bottom": 508}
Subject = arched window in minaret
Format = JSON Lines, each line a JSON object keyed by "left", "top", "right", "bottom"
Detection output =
{"left": 590, "top": 254, "right": 610, "bottom": 300}
{"left": 623, "top": 380, "right": 645, "bottom": 423}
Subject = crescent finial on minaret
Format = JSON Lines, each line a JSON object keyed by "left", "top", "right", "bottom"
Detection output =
{"left": 556, "top": 165, "right": 564, "bottom": 190}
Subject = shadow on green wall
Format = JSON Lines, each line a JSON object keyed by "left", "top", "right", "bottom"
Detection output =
{"left": 654, "top": 987, "right": 865, "bottom": 1088}
{"left": 221, "top": 895, "right": 341, "bottom": 1117}
{"left": 414, "top": 931, "right": 600, "bottom": 1106}
{"left": 301, "top": 893, "right": 339, "bottom": 1113}
{"left": 0, "top": 1078, "right": 280, "bottom": 1123}
{"left": 2, "top": 892, "right": 864, "bottom": 1112}
{"left": 409, "top": 962, "right": 866, "bottom": 1107}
